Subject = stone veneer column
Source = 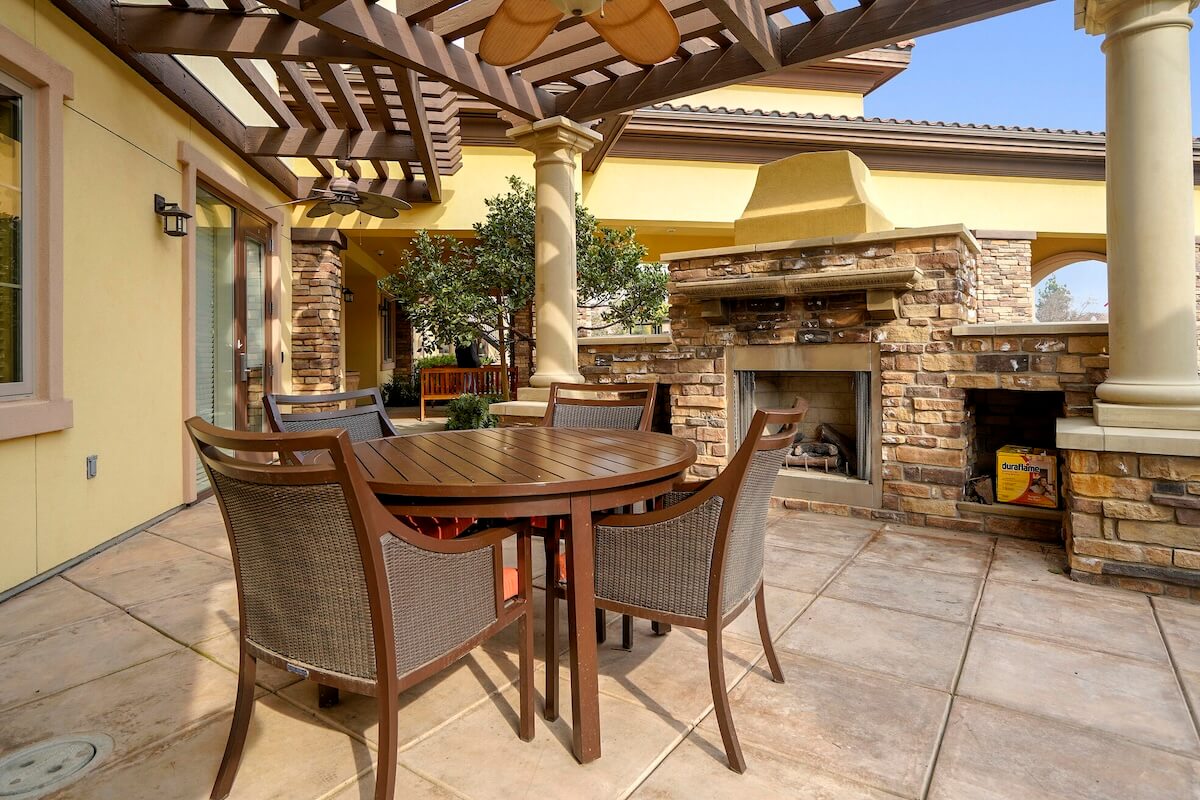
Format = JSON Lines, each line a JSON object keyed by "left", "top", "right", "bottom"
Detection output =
{"left": 291, "top": 230, "right": 347, "bottom": 396}
{"left": 974, "top": 234, "right": 1035, "bottom": 323}
{"left": 507, "top": 117, "right": 601, "bottom": 388}
{"left": 1081, "top": 0, "right": 1200, "bottom": 428}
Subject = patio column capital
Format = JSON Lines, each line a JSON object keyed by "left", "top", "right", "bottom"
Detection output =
{"left": 506, "top": 117, "right": 602, "bottom": 388}
{"left": 1076, "top": 0, "right": 1198, "bottom": 36}
{"left": 506, "top": 116, "right": 602, "bottom": 163}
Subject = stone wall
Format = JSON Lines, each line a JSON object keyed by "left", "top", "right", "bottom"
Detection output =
{"left": 1064, "top": 451, "right": 1200, "bottom": 599}
{"left": 580, "top": 231, "right": 1112, "bottom": 543}
{"left": 975, "top": 237, "right": 1034, "bottom": 323}
{"left": 291, "top": 239, "right": 343, "bottom": 397}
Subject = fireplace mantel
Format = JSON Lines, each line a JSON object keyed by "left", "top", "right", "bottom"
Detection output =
{"left": 673, "top": 265, "right": 922, "bottom": 299}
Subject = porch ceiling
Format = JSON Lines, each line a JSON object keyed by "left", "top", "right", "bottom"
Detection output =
{"left": 51, "top": 0, "right": 1052, "bottom": 202}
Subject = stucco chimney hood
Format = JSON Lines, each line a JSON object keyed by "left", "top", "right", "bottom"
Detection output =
{"left": 670, "top": 152, "right": 931, "bottom": 321}
{"left": 733, "top": 150, "right": 894, "bottom": 245}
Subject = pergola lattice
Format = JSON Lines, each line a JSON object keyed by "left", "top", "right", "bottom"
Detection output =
{"left": 54, "top": 0, "right": 1050, "bottom": 202}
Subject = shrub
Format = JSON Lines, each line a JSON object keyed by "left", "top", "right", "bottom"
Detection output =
{"left": 445, "top": 393, "right": 496, "bottom": 430}
{"left": 381, "top": 373, "right": 420, "bottom": 407}
{"left": 415, "top": 353, "right": 457, "bottom": 372}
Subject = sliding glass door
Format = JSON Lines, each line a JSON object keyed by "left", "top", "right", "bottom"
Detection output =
{"left": 194, "top": 186, "right": 271, "bottom": 488}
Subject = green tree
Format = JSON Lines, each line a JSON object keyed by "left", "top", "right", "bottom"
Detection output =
{"left": 380, "top": 176, "right": 668, "bottom": 398}
{"left": 1035, "top": 275, "right": 1074, "bottom": 322}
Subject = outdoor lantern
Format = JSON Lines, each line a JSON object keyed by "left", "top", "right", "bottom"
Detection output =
{"left": 154, "top": 194, "right": 192, "bottom": 237}
{"left": 379, "top": 301, "right": 389, "bottom": 318}
{"left": 341, "top": 287, "right": 355, "bottom": 303}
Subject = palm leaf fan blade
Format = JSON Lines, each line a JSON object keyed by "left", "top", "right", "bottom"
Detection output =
{"left": 305, "top": 201, "right": 336, "bottom": 219}
{"left": 355, "top": 196, "right": 402, "bottom": 219}
{"left": 479, "top": 0, "right": 564, "bottom": 66}
{"left": 586, "top": 0, "right": 680, "bottom": 65}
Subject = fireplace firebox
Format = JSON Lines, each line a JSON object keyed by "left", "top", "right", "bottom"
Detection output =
{"left": 728, "top": 343, "right": 881, "bottom": 508}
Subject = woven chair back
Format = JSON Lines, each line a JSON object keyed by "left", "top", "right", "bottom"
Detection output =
{"left": 265, "top": 388, "right": 397, "bottom": 443}
{"left": 544, "top": 382, "right": 657, "bottom": 432}
{"left": 187, "top": 418, "right": 380, "bottom": 681}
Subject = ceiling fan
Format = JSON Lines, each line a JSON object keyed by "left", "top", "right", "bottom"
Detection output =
{"left": 271, "top": 160, "right": 413, "bottom": 219}
{"left": 479, "top": 0, "right": 681, "bottom": 68}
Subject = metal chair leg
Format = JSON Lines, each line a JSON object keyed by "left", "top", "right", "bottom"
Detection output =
{"left": 210, "top": 649, "right": 257, "bottom": 799}
{"left": 374, "top": 688, "right": 399, "bottom": 800}
{"left": 543, "top": 532, "right": 560, "bottom": 721}
{"left": 707, "top": 627, "right": 746, "bottom": 773}
{"left": 621, "top": 614, "right": 633, "bottom": 650}
{"left": 755, "top": 583, "right": 785, "bottom": 683}
{"left": 317, "top": 684, "right": 340, "bottom": 708}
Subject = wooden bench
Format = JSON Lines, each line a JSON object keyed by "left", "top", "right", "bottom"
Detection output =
{"left": 419, "top": 366, "right": 518, "bottom": 420}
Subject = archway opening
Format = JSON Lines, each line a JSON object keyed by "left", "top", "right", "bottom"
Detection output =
{"left": 1032, "top": 253, "right": 1107, "bottom": 323}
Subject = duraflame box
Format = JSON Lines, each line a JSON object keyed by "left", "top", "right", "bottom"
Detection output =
{"left": 995, "top": 445, "right": 1060, "bottom": 509}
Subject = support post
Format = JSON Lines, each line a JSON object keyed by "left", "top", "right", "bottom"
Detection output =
{"left": 507, "top": 117, "right": 602, "bottom": 388}
{"left": 1080, "top": 0, "right": 1200, "bottom": 430}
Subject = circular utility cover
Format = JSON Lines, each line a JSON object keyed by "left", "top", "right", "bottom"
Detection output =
{"left": 0, "top": 733, "right": 113, "bottom": 798}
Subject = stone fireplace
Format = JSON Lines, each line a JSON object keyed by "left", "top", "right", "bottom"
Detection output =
{"left": 729, "top": 343, "right": 881, "bottom": 507}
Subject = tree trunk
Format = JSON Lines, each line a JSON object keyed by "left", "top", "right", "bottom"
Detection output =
{"left": 497, "top": 310, "right": 511, "bottom": 401}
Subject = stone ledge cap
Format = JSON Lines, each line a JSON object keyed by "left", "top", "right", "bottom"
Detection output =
{"left": 1057, "top": 417, "right": 1200, "bottom": 457}
{"left": 661, "top": 223, "right": 979, "bottom": 262}
{"left": 952, "top": 321, "right": 1109, "bottom": 337}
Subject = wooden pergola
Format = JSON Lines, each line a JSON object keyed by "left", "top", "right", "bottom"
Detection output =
{"left": 54, "top": 0, "right": 1050, "bottom": 204}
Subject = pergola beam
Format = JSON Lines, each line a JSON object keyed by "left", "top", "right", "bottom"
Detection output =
{"left": 557, "top": 0, "right": 1053, "bottom": 120}
{"left": 254, "top": 0, "right": 554, "bottom": 120}
{"left": 582, "top": 114, "right": 632, "bottom": 173}
{"left": 116, "top": 6, "right": 379, "bottom": 63}
{"left": 392, "top": 67, "right": 442, "bottom": 201}
{"left": 223, "top": 57, "right": 301, "bottom": 129}
{"left": 700, "top": 0, "right": 780, "bottom": 69}
{"left": 244, "top": 127, "right": 417, "bottom": 160}
{"left": 51, "top": 0, "right": 297, "bottom": 198}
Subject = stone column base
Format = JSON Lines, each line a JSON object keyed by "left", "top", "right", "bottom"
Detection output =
{"left": 1058, "top": 418, "right": 1200, "bottom": 599}
{"left": 1093, "top": 401, "right": 1200, "bottom": 431}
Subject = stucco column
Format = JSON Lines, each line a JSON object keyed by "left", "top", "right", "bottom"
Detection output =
{"left": 507, "top": 117, "right": 602, "bottom": 388}
{"left": 1081, "top": 0, "right": 1200, "bottom": 429}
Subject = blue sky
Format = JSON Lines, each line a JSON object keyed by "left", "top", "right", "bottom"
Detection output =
{"left": 862, "top": 0, "right": 1200, "bottom": 134}
{"left": 850, "top": 0, "right": 1200, "bottom": 309}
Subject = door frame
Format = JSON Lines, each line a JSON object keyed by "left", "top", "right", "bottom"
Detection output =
{"left": 179, "top": 142, "right": 286, "bottom": 503}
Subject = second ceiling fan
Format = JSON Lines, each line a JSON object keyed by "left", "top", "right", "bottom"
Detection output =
{"left": 479, "top": 0, "right": 681, "bottom": 68}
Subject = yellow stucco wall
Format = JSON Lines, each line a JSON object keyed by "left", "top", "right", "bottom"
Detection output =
{"left": 343, "top": 264, "right": 384, "bottom": 390}
{"left": 308, "top": 147, "right": 1200, "bottom": 245}
{"left": 0, "top": 1, "right": 288, "bottom": 589}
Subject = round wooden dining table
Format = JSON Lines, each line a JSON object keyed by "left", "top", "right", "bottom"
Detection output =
{"left": 350, "top": 425, "right": 697, "bottom": 764}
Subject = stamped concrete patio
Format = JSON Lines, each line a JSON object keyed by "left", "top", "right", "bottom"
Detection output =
{"left": 2, "top": 503, "right": 1199, "bottom": 800}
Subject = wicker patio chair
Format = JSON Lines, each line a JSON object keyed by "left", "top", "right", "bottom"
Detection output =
{"left": 544, "top": 406, "right": 806, "bottom": 773}
{"left": 540, "top": 381, "right": 657, "bottom": 431}
{"left": 539, "top": 382, "right": 657, "bottom": 661}
{"left": 186, "top": 418, "right": 535, "bottom": 800}
{"left": 264, "top": 388, "right": 399, "bottom": 446}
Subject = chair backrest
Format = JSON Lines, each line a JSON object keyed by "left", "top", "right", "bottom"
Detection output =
{"left": 542, "top": 382, "right": 657, "bottom": 432}
{"left": 186, "top": 418, "right": 392, "bottom": 684}
{"left": 264, "top": 388, "right": 398, "bottom": 443}
{"left": 711, "top": 402, "right": 808, "bottom": 614}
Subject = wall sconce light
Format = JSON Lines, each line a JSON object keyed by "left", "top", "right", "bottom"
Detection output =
{"left": 341, "top": 287, "right": 355, "bottom": 303}
{"left": 154, "top": 194, "right": 192, "bottom": 237}
{"left": 378, "top": 302, "right": 390, "bottom": 318}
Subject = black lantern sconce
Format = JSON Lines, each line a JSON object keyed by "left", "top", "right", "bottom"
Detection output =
{"left": 154, "top": 194, "right": 192, "bottom": 237}
{"left": 378, "top": 301, "right": 389, "bottom": 318}
{"left": 341, "top": 287, "right": 356, "bottom": 303}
